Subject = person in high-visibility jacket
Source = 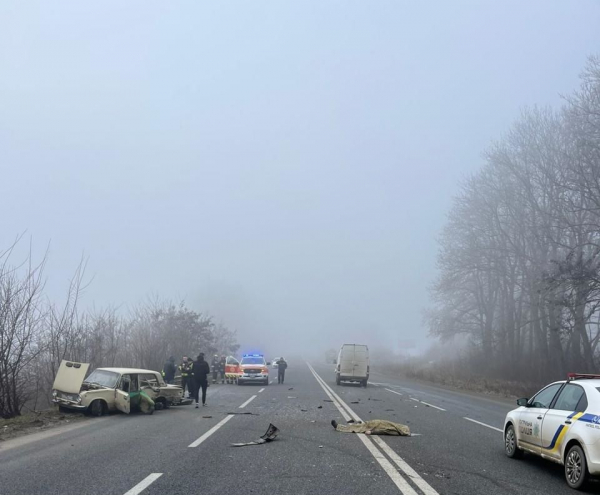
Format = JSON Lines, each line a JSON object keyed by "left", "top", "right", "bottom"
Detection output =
{"left": 179, "top": 356, "right": 193, "bottom": 398}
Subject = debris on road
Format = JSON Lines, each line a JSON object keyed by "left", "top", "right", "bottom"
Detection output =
{"left": 318, "top": 445, "right": 324, "bottom": 448}
{"left": 202, "top": 415, "right": 213, "bottom": 419}
{"left": 317, "top": 405, "right": 323, "bottom": 409}
{"left": 368, "top": 398, "right": 382, "bottom": 401}
{"left": 385, "top": 409, "right": 394, "bottom": 412}
{"left": 300, "top": 409, "right": 308, "bottom": 412}
{"left": 331, "top": 419, "right": 410, "bottom": 436}
{"left": 323, "top": 399, "right": 333, "bottom": 403}
{"left": 226, "top": 412, "right": 259, "bottom": 415}
{"left": 288, "top": 388, "right": 294, "bottom": 390}
{"left": 350, "top": 401, "right": 360, "bottom": 404}
{"left": 287, "top": 396, "right": 297, "bottom": 399}
{"left": 231, "top": 423, "right": 280, "bottom": 447}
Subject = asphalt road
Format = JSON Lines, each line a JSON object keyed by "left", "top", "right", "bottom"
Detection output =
{"left": 1, "top": 362, "right": 599, "bottom": 495}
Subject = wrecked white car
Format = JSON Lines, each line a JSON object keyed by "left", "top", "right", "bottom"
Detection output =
{"left": 52, "top": 360, "right": 190, "bottom": 416}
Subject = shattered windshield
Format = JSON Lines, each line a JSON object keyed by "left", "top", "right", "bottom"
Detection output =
{"left": 84, "top": 370, "right": 119, "bottom": 388}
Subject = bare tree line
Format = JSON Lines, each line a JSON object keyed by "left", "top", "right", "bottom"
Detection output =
{"left": 0, "top": 240, "right": 239, "bottom": 418}
{"left": 427, "top": 56, "right": 600, "bottom": 384}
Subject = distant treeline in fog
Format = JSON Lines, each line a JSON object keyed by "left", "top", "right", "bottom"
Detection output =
{"left": 428, "top": 56, "right": 600, "bottom": 382}
{"left": 0, "top": 243, "right": 239, "bottom": 419}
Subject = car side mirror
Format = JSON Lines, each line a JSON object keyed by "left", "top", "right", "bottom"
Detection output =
{"left": 517, "top": 398, "right": 529, "bottom": 407}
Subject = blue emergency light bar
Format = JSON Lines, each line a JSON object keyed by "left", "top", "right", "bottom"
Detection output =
{"left": 243, "top": 353, "right": 263, "bottom": 358}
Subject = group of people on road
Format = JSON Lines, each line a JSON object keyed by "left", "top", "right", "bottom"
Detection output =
{"left": 162, "top": 354, "right": 211, "bottom": 408}
{"left": 211, "top": 355, "right": 228, "bottom": 384}
{"left": 163, "top": 354, "right": 291, "bottom": 406}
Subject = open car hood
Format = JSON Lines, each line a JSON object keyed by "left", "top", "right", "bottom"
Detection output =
{"left": 52, "top": 360, "right": 90, "bottom": 394}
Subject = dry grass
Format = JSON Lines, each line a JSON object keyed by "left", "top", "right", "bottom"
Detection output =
{"left": 0, "top": 409, "right": 87, "bottom": 441}
{"left": 381, "top": 360, "right": 543, "bottom": 399}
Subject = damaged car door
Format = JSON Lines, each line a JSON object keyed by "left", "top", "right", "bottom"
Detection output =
{"left": 115, "top": 374, "right": 131, "bottom": 414}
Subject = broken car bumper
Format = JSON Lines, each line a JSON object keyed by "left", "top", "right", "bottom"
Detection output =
{"left": 52, "top": 398, "right": 87, "bottom": 411}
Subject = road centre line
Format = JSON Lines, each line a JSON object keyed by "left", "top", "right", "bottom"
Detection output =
{"left": 239, "top": 395, "right": 257, "bottom": 409}
{"left": 123, "top": 473, "right": 163, "bottom": 495}
{"left": 307, "top": 363, "right": 439, "bottom": 495}
{"left": 385, "top": 388, "right": 403, "bottom": 396}
{"left": 307, "top": 366, "right": 415, "bottom": 494}
{"left": 463, "top": 417, "right": 503, "bottom": 433}
{"left": 258, "top": 387, "right": 265, "bottom": 393}
{"left": 188, "top": 415, "right": 234, "bottom": 448}
{"left": 371, "top": 437, "right": 439, "bottom": 495}
{"left": 410, "top": 398, "right": 446, "bottom": 411}
{"left": 358, "top": 431, "right": 419, "bottom": 495}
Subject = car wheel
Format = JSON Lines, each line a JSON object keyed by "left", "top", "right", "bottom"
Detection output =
{"left": 504, "top": 424, "right": 522, "bottom": 459}
{"left": 238, "top": 380, "right": 243, "bottom": 386}
{"left": 89, "top": 400, "right": 105, "bottom": 417}
{"left": 362, "top": 380, "right": 368, "bottom": 388}
{"left": 265, "top": 380, "right": 269, "bottom": 386}
{"left": 565, "top": 444, "right": 588, "bottom": 490}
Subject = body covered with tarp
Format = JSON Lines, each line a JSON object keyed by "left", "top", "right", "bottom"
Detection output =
{"left": 335, "top": 419, "right": 410, "bottom": 436}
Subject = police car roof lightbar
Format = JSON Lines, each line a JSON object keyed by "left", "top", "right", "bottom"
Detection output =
{"left": 243, "top": 353, "right": 263, "bottom": 358}
{"left": 567, "top": 373, "right": 600, "bottom": 381}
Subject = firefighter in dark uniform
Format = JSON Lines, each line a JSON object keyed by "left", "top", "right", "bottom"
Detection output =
{"left": 179, "top": 356, "right": 193, "bottom": 398}
{"left": 219, "top": 355, "right": 227, "bottom": 384}
{"left": 211, "top": 354, "right": 220, "bottom": 384}
{"left": 161, "top": 356, "right": 176, "bottom": 384}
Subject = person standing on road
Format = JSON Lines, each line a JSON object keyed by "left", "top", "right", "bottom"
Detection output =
{"left": 276, "top": 357, "right": 288, "bottom": 384}
{"left": 162, "top": 356, "right": 176, "bottom": 384}
{"left": 211, "top": 354, "right": 219, "bottom": 384}
{"left": 179, "top": 356, "right": 193, "bottom": 398}
{"left": 192, "top": 353, "right": 210, "bottom": 408}
{"left": 219, "top": 355, "right": 227, "bottom": 384}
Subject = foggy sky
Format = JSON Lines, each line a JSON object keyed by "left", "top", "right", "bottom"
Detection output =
{"left": 2, "top": 1, "right": 600, "bottom": 355}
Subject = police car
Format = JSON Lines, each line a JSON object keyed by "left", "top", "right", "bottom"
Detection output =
{"left": 237, "top": 354, "right": 270, "bottom": 386}
{"left": 504, "top": 373, "right": 600, "bottom": 490}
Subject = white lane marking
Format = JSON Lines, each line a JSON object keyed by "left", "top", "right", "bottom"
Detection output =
{"left": 385, "top": 388, "right": 403, "bottom": 396}
{"left": 123, "top": 473, "right": 163, "bottom": 495}
{"left": 188, "top": 415, "right": 234, "bottom": 447}
{"left": 372, "top": 437, "right": 439, "bottom": 495}
{"left": 357, "top": 433, "right": 419, "bottom": 495}
{"left": 410, "top": 398, "right": 446, "bottom": 411}
{"left": 269, "top": 380, "right": 274, "bottom": 384}
{"left": 464, "top": 417, "right": 503, "bottom": 433}
{"left": 307, "top": 363, "right": 439, "bottom": 495}
{"left": 258, "top": 388, "right": 265, "bottom": 393}
{"left": 239, "top": 395, "right": 257, "bottom": 409}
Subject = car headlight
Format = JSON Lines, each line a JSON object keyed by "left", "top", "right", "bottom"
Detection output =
{"left": 52, "top": 390, "right": 58, "bottom": 398}
{"left": 76, "top": 395, "right": 82, "bottom": 403}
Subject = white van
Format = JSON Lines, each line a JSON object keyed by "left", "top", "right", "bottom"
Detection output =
{"left": 335, "top": 344, "right": 369, "bottom": 387}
